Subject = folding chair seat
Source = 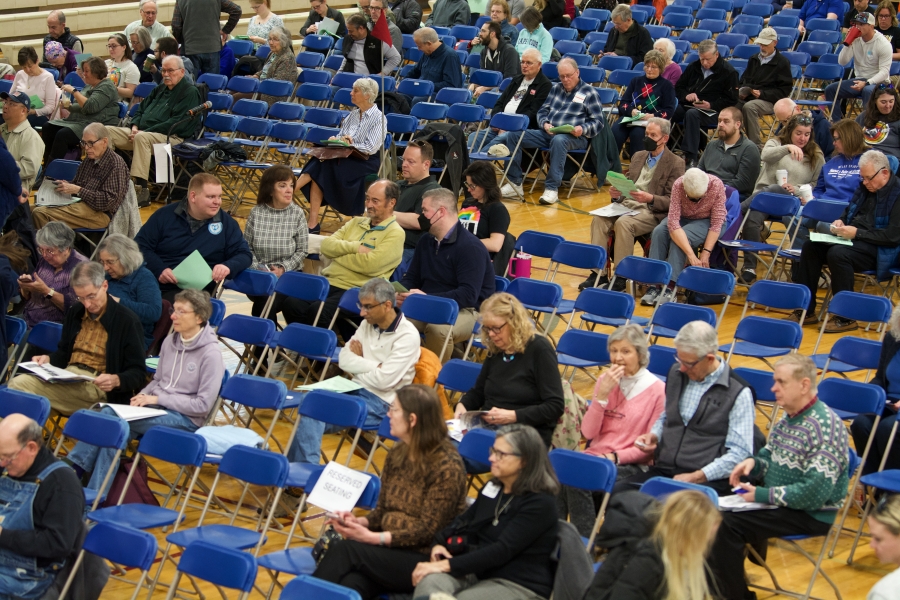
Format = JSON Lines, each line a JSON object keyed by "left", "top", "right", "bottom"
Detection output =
{"left": 296, "top": 51, "right": 326, "bottom": 68}
{"left": 468, "top": 112, "right": 530, "bottom": 198}
{"left": 640, "top": 475, "right": 720, "bottom": 504}
{"left": 809, "top": 291, "right": 891, "bottom": 378}
{"left": 771, "top": 199, "right": 847, "bottom": 280}
{"left": 608, "top": 256, "right": 673, "bottom": 325}
{"left": 671, "top": 267, "right": 736, "bottom": 327}
{"left": 719, "top": 192, "right": 800, "bottom": 282}
{"left": 556, "top": 329, "right": 610, "bottom": 381}
{"left": 59, "top": 522, "right": 157, "bottom": 600}
{"left": 506, "top": 277, "right": 563, "bottom": 339}
{"left": 795, "top": 62, "right": 843, "bottom": 117}
{"left": 646, "top": 303, "right": 717, "bottom": 342}
{"left": 216, "top": 313, "right": 277, "bottom": 376}
{"left": 397, "top": 78, "right": 435, "bottom": 102}
{"left": 549, "top": 449, "right": 616, "bottom": 550}
{"left": 54, "top": 410, "right": 129, "bottom": 511}
{"left": 258, "top": 470, "right": 380, "bottom": 592}
{"left": 205, "top": 374, "right": 289, "bottom": 461}
{"left": 648, "top": 345, "right": 677, "bottom": 382}
{"left": 459, "top": 428, "right": 496, "bottom": 491}
{"left": 400, "top": 294, "right": 460, "bottom": 362}
{"left": 0, "top": 388, "right": 50, "bottom": 426}
{"left": 88, "top": 426, "right": 207, "bottom": 530}
{"left": 264, "top": 121, "right": 309, "bottom": 166}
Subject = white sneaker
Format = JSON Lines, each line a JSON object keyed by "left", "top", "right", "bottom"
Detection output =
{"left": 657, "top": 287, "right": 675, "bottom": 305}
{"left": 501, "top": 181, "right": 524, "bottom": 198}
{"left": 539, "top": 189, "right": 559, "bottom": 205}
{"left": 640, "top": 287, "right": 661, "bottom": 306}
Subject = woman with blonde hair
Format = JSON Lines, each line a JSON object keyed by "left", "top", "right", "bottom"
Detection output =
{"left": 454, "top": 293, "right": 564, "bottom": 446}
{"left": 868, "top": 494, "right": 900, "bottom": 599}
{"left": 586, "top": 489, "right": 721, "bottom": 600}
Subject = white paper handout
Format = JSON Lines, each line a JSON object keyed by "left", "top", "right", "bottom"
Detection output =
{"left": 718, "top": 494, "right": 778, "bottom": 512}
{"left": 19, "top": 362, "right": 96, "bottom": 383}
{"left": 317, "top": 17, "right": 341, "bottom": 36}
{"left": 589, "top": 203, "right": 640, "bottom": 218}
{"left": 92, "top": 403, "right": 168, "bottom": 421}
{"left": 307, "top": 461, "right": 373, "bottom": 513}
{"left": 35, "top": 179, "right": 80, "bottom": 207}
{"left": 153, "top": 143, "right": 174, "bottom": 184}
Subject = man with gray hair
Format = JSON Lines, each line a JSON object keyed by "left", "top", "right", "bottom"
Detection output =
{"left": 9, "top": 262, "right": 147, "bottom": 415}
{"left": 601, "top": 5, "right": 653, "bottom": 68}
{"left": 43, "top": 10, "right": 83, "bottom": 60}
{"left": 406, "top": 29, "right": 463, "bottom": 104}
{"left": 643, "top": 169, "right": 728, "bottom": 305}
{"left": 790, "top": 149, "right": 900, "bottom": 332}
{"left": 399, "top": 188, "right": 494, "bottom": 361}
{"left": 32, "top": 122, "right": 130, "bottom": 230}
{"left": 284, "top": 277, "right": 420, "bottom": 466}
{"left": 706, "top": 353, "right": 849, "bottom": 600}
{"left": 673, "top": 39, "right": 739, "bottom": 169}
{"left": 340, "top": 13, "right": 402, "bottom": 76}
{"left": 582, "top": 118, "right": 684, "bottom": 291}
{"left": 613, "top": 320, "right": 755, "bottom": 495}
{"left": 124, "top": 0, "right": 171, "bottom": 49}
{"left": 500, "top": 57, "right": 605, "bottom": 205}
{"left": 0, "top": 414, "right": 84, "bottom": 600}
{"left": 106, "top": 54, "right": 202, "bottom": 206}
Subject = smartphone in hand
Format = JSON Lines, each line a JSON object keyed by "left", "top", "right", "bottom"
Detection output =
{"left": 325, "top": 511, "right": 346, "bottom": 525}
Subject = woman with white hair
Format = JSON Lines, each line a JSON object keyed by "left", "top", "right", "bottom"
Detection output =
{"left": 643, "top": 169, "right": 728, "bottom": 305}
{"left": 653, "top": 38, "right": 681, "bottom": 86}
{"left": 98, "top": 234, "right": 162, "bottom": 351}
{"left": 851, "top": 304, "right": 900, "bottom": 476}
{"left": 230, "top": 26, "right": 296, "bottom": 105}
{"left": 20, "top": 222, "right": 88, "bottom": 328}
{"left": 559, "top": 324, "right": 665, "bottom": 536}
{"left": 295, "top": 77, "right": 387, "bottom": 233}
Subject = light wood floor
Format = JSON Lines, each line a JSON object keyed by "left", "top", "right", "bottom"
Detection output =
{"left": 94, "top": 180, "right": 894, "bottom": 599}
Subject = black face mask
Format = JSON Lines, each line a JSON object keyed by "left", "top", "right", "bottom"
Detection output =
{"left": 643, "top": 137, "right": 658, "bottom": 152}
{"left": 418, "top": 212, "right": 434, "bottom": 233}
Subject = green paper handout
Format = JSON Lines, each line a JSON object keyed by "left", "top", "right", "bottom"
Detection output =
{"left": 172, "top": 250, "right": 213, "bottom": 290}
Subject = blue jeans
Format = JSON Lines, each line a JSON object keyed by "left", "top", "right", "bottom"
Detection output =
{"left": 504, "top": 130, "right": 589, "bottom": 191}
{"left": 468, "top": 129, "right": 500, "bottom": 152}
{"left": 612, "top": 118, "right": 647, "bottom": 156}
{"left": 650, "top": 217, "right": 726, "bottom": 283}
{"left": 286, "top": 388, "right": 389, "bottom": 464}
{"left": 68, "top": 406, "right": 197, "bottom": 495}
{"left": 187, "top": 52, "right": 220, "bottom": 75}
{"left": 824, "top": 79, "right": 874, "bottom": 122}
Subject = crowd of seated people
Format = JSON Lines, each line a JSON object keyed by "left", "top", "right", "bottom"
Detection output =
{"left": 5, "top": 1, "right": 900, "bottom": 598}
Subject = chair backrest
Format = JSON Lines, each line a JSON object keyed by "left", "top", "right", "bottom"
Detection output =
{"left": 82, "top": 521, "right": 157, "bottom": 569}
{"left": 514, "top": 230, "right": 565, "bottom": 259}
{"left": 826, "top": 337, "right": 882, "bottom": 373}
{"left": 223, "top": 268, "right": 277, "bottom": 296}
{"left": 747, "top": 192, "right": 800, "bottom": 218}
{"left": 648, "top": 303, "right": 717, "bottom": 335}
{"left": 274, "top": 271, "right": 330, "bottom": 303}
{"left": 299, "top": 390, "right": 369, "bottom": 429}
{"left": 648, "top": 345, "right": 677, "bottom": 380}
{"left": 281, "top": 575, "right": 363, "bottom": 600}
{"left": 137, "top": 425, "right": 208, "bottom": 468}
{"left": 639, "top": 476, "right": 719, "bottom": 505}
{"left": 745, "top": 280, "right": 810, "bottom": 312}
{"left": 296, "top": 51, "right": 326, "bottom": 68}
{"left": 824, "top": 291, "right": 892, "bottom": 325}
{"left": 731, "top": 367, "right": 776, "bottom": 403}
{"left": 507, "top": 278, "right": 564, "bottom": 310}
{"left": 210, "top": 298, "right": 226, "bottom": 328}
{"left": 612, "top": 256, "right": 672, "bottom": 287}
{"left": 732, "top": 315, "right": 803, "bottom": 351}
{"left": 549, "top": 449, "right": 616, "bottom": 492}
{"left": 217, "top": 314, "right": 276, "bottom": 347}
{"left": 197, "top": 73, "right": 228, "bottom": 91}
{"left": 61, "top": 409, "right": 129, "bottom": 449}
{"left": 458, "top": 428, "right": 496, "bottom": 469}
{"left": 175, "top": 540, "right": 258, "bottom": 593}
{"left": 550, "top": 241, "right": 606, "bottom": 273}
{"left": 572, "top": 288, "right": 635, "bottom": 323}
{"left": 275, "top": 323, "right": 337, "bottom": 363}
{"left": 436, "top": 359, "right": 482, "bottom": 394}
{"left": 220, "top": 373, "right": 287, "bottom": 411}
{"left": 675, "top": 267, "right": 736, "bottom": 297}
{"left": 817, "top": 378, "right": 886, "bottom": 416}
{"left": 400, "top": 294, "right": 459, "bottom": 327}
{"left": 0, "top": 388, "right": 51, "bottom": 426}
{"left": 44, "top": 159, "right": 80, "bottom": 181}
{"left": 6, "top": 316, "right": 26, "bottom": 347}
{"left": 556, "top": 329, "right": 610, "bottom": 364}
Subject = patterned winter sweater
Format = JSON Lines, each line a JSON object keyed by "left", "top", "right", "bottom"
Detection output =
{"left": 750, "top": 400, "right": 849, "bottom": 523}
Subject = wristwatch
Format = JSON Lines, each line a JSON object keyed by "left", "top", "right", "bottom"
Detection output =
{"left": 45, "top": 288, "right": 55, "bottom": 300}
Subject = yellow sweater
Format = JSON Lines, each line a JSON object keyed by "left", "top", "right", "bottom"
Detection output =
{"left": 321, "top": 216, "right": 404, "bottom": 290}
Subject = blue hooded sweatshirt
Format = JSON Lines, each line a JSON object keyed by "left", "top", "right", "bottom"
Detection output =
{"left": 813, "top": 153, "right": 861, "bottom": 202}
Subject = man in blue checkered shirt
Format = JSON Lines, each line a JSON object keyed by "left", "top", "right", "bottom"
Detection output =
{"left": 498, "top": 57, "right": 605, "bottom": 205}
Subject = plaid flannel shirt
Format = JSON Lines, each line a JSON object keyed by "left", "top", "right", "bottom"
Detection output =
{"left": 244, "top": 203, "right": 309, "bottom": 272}
{"left": 536, "top": 79, "right": 605, "bottom": 138}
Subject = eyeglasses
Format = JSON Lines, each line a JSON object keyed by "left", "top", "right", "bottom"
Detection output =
{"left": 675, "top": 354, "right": 706, "bottom": 369}
{"left": 169, "top": 307, "right": 195, "bottom": 317}
{"left": 99, "top": 258, "right": 119, "bottom": 267}
{"left": 465, "top": 181, "right": 478, "bottom": 190}
{"left": 832, "top": 135, "right": 841, "bottom": 141}
{"left": 878, "top": 13, "right": 892, "bottom": 18}
{"left": 862, "top": 168, "right": 887, "bottom": 183}
{"left": 793, "top": 111, "right": 813, "bottom": 126}
{"left": 521, "top": 60, "right": 539, "bottom": 65}
{"left": 482, "top": 322, "right": 508, "bottom": 335}
{"left": 80, "top": 139, "right": 101, "bottom": 148}
{"left": 489, "top": 446, "right": 521, "bottom": 460}
{"left": 160, "top": 68, "right": 183, "bottom": 74}
{"left": 38, "top": 247, "right": 59, "bottom": 257}
{"left": 357, "top": 300, "right": 387, "bottom": 312}
{"left": 0, "top": 445, "right": 25, "bottom": 466}
{"left": 75, "top": 291, "right": 102, "bottom": 303}
{"left": 106, "top": 44, "right": 121, "bottom": 49}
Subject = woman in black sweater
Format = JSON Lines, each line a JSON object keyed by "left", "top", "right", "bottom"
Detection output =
{"left": 412, "top": 424, "right": 560, "bottom": 600}
{"left": 455, "top": 293, "right": 565, "bottom": 446}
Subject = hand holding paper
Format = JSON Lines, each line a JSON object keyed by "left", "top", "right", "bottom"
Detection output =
{"left": 172, "top": 250, "right": 213, "bottom": 290}
{"left": 605, "top": 172, "right": 639, "bottom": 200}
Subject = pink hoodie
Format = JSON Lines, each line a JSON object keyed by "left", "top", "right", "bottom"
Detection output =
{"left": 142, "top": 323, "right": 226, "bottom": 427}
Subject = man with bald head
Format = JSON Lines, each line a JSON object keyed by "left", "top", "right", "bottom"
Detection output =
{"left": 42, "top": 10, "right": 83, "bottom": 60}
{"left": 106, "top": 55, "right": 202, "bottom": 206}
{"left": 0, "top": 414, "right": 84, "bottom": 599}
{"left": 125, "top": 0, "right": 172, "bottom": 49}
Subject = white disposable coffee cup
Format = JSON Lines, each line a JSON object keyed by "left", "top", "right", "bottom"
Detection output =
{"left": 776, "top": 170, "right": 788, "bottom": 186}
{"left": 798, "top": 184, "right": 813, "bottom": 202}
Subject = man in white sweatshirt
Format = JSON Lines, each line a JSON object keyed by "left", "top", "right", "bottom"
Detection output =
{"left": 824, "top": 11, "right": 893, "bottom": 121}
{"left": 286, "top": 277, "right": 421, "bottom": 464}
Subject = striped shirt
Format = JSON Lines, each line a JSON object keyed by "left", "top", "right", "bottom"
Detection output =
{"left": 536, "top": 79, "right": 606, "bottom": 138}
{"left": 69, "top": 305, "right": 109, "bottom": 373}
{"left": 340, "top": 105, "right": 387, "bottom": 156}
{"left": 651, "top": 360, "right": 755, "bottom": 482}
{"left": 243, "top": 202, "right": 309, "bottom": 273}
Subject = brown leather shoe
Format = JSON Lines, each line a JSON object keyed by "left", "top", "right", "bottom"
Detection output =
{"left": 784, "top": 310, "right": 819, "bottom": 326}
{"left": 824, "top": 316, "right": 858, "bottom": 333}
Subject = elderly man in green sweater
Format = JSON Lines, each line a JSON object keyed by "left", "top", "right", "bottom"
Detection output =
{"left": 707, "top": 353, "right": 850, "bottom": 600}
{"left": 106, "top": 55, "right": 202, "bottom": 206}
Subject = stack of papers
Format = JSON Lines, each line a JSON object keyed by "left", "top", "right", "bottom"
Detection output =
{"left": 810, "top": 232, "right": 853, "bottom": 246}
{"left": 92, "top": 403, "right": 168, "bottom": 422}
{"left": 297, "top": 376, "right": 363, "bottom": 393}
{"left": 19, "top": 362, "right": 94, "bottom": 382}
{"left": 589, "top": 203, "right": 640, "bottom": 218}
{"left": 718, "top": 494, "right": 778, "bottom": 512}
{"left": 605, "top": 172, "right": 639, "bottom": 201}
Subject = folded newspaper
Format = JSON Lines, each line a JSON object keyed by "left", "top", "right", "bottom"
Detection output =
{"left": 19, "top": 361, "right": 95, "bottom": 382}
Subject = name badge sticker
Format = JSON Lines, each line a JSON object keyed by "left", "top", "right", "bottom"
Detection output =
{"left": 573, "top": 93, "right": 586, "bottom": 104}
{"left": 208, "top": 222, "right": 223, "bottom": 235}
{"left": 482, "top": 481, "right": 501, "bottom": 498}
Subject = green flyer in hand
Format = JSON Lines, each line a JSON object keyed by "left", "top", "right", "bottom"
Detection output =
{"left": 549, "top": 124, "right": 575, "bottom": 134}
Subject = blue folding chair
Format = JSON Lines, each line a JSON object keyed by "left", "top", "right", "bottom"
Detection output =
{"left": 849, "top": 469, "right": 900, "bottom": 562}
{"left": 507, "top": 278, "right": 563, "bottom": 339}
{"left": 810, "top": 291, "right": 891, "bottom": 379}
{"left": 547, "top": 241, "right": 607, "bottom": 323}
{"left": 556, "top": 329, "right": 610, "bottom": 381}
{"left": 732, "top": 366, "right": 778, "bottom": 428}
{"left": 216, "top": 313, "right": 277, "bottom": 376}
{"left": 87, "top": 426, "right": 207, "bottom": 531}
{"left": 198, "top": 72, "right": 228, "bottom": 91}
{"left": 59, "top": 522, "right": 157, "bottom": 600}
{"left": 2, "top": 315, "right": 27, "bottom": 379}
{"left": 296, "top": 51, "right": 326, "bottom": 68}
{"left": 222, "top": 268, "right": 276, "bottom": 303}
{"left": 646, "top": 303, "right": 717, "bottom": 342}
{"left": 265, "top": 271, "right": 330, "bottom": 326}
{"left": 267, "top": 323, "right": 338, "bottom": 391}
{"left": 469, "top": 112, "right": 530, "bottom": 198}
{"left": 302, "top": 34, "right": 335, "bottom": 54}
{"left": 458, "top": 428, "right": 496, "bottom": 491}
{"left": 43, "top": 159, "right": 80, "bottom": 182}
{"left": 259, "top": 471, "right": 380, "bottom": 589}
{"left": 640, "top": 476, "right": 720, "bottom": 505}
{"left": 400, "top": 294, "right": 460, "bottom": 362}
{"left": 668, "top": 267, "right": 736, "bottom": 328}
{"left": 570, "top": 287, "right": 636, "bottom": 331}
{"left": 550, "top": 449, "right": 617, "bottom": 550}
{"left": 281, "top": 575, "right": 362, "bottom": 600}
{"left": 12, "top": 320, "right": 63, "bottom": 380}
{"left": 0, "top": 388, "right": 50, "bottom": 426}
{"left": 723, "top": 315, "right": 804, "bottom": 369}
{"left": 53, "top": 410, "right": 129, "bottom": 511}
{"left": 166, "top": 541, "right": 258, "bottom": 600}
{"left": 437, "top": 358, "right": 482, "bottom": 400}
{"left": 210, "top": 297, "right": 226, "bottom": 328}
{"left": 728, "top": 278, "right": 811, "bottom": 334}
{"left": 648, "top": 345, "right": 677, "bottom": 382}
{"left": 208, "top": 374, "right": 288, "bottom": 454}
{"left": 608, "top": 256, "right": 673, "bottom": 326}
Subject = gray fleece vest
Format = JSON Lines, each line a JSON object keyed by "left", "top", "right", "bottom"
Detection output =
{"left": 656, "top": 363, "right": 745, "bottom": 473}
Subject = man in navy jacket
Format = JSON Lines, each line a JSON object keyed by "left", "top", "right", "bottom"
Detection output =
{"left": 135, "top": 173, "right": 252, "bottom": 302}
{"left": 406, "top": 28, "right": 462, "bottom": 105}
{"left": 399, "top": 188, "right": 494, "bottom": 362}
